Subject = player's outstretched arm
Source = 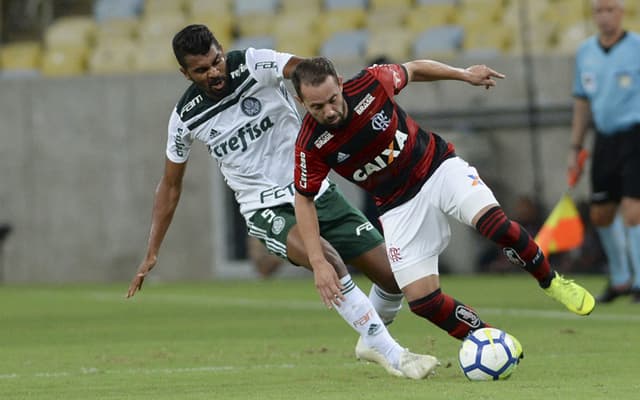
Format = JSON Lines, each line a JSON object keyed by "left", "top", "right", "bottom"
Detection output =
{"left": 293, "top": 192, "right": 344, "bottom": 308}
{"left": 403, "top": 60, "right": 505, "bottom": 89}
{"left": 126, "top": 158, "right": 186, "bottom": 298}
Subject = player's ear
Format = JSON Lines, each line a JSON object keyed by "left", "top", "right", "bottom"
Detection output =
{"left": 179, "top": 66, "right": 191, "bottom": 81}
{"left": 294, "top": 94, "right": 303, "bottom": 105}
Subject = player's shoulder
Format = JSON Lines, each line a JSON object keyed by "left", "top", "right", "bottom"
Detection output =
{"left": 342, "top": 68, "right": 378, "bottom": 94}
{"left": 576, "top": 35, "right": 599, "bottom": 56}
{"left": 346, "top": 68, "right": 372, "bottom": 84}
{"left": 174, "top": 83, "right": 209, "bottom": 123}
{"left": 226, "top": 49, "right": 252, "bottom": 86}
{"left": 626, "top": 31, "right": 640, "bottom": 45}
{"left": 297, "top": 114, "right": 322, "bottom": 148}
{"left": 226, "top": 48, "right": 248, "bottom": 73}
{"left": 346, "top": 64, "right": 401, "bottom": 86}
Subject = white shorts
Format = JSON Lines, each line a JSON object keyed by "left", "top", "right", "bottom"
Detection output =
{"left": 379, "top": 157, "right": 499, "bottom": 288}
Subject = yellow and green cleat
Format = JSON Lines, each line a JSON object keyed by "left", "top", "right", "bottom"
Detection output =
{"left": 507, "top": 333, "right": 524, "bottom": 364}
{"left": 544, "top": 272, "right": 595, "bottom": 316}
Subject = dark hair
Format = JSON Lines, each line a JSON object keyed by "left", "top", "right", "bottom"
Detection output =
{"left": 172, "top": 24, "right": 221, "bottom": 68}
{"left": 291, "top": 57, "right": 339, "bottom": 99}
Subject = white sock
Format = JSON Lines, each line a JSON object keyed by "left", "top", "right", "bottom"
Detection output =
{"left": 368, "top": 284, "right": 404, "bottom": 325}
{"left": 334, "top": 275, "right": 403, "bottom": 368}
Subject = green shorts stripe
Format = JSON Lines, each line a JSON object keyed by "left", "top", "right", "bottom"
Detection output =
{"left": 247, "top": 222, "right": 287, "bottom": 258}
{"left": 248, "top": 182, "right": 384, "bottom": 262}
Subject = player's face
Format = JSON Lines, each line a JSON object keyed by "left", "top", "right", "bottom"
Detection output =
{"left": 181, "top": 45, "right": 228, "bottom": 100}
{"left": 593, "top": 0, "right": 623, "bottom": 36}
{"left": 298, "top": 75, "right": 347, "bottom": 128}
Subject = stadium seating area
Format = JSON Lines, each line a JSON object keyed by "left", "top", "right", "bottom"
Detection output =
{"left": 1, "top": 0, "right": 640, "bottom": 77}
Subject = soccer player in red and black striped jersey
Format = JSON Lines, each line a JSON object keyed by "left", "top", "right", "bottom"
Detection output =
{"left": 292, "top": 57, "right": 596, "bottom": 341}
{"left": 126, "top": 26, "right": 440, "bottom": 380}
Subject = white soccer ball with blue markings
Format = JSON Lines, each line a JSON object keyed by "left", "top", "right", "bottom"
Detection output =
{"left": 458, "top": 327, "right": 521, "bottom": 381}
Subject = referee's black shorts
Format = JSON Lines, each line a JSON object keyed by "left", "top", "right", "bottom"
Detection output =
{"left": 591, "top": 124, "right": 640, "bottom": 204}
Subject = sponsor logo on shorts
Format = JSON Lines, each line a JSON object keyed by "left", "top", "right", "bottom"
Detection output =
{"left": 503, "top": 247, "right": 526, "bottom": 267}
{"left": 467, "top": 174, "right": 484, "bottom": 186}
{"left": 271, "top": 216, "right": 286, "bottom": 235}
{"left": 241, "top": 97, "right": 261, "bottom": 116}
{"left": 355, "top": 221, "right": 374, "bottom": 236}
{"left": 388, "top": 246, "right": 402, "bottom": 263}
{"left": 455, "top": 305, "right": 481, "bottom": 328}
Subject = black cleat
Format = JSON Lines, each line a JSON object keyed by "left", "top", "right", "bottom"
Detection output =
{"left": 596, "top": 285, "right": 631, "bottom": 304}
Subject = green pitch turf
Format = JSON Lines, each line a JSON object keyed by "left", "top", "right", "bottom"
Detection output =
{"left": 1, "top": 274, "right": 638, "bottom": 400}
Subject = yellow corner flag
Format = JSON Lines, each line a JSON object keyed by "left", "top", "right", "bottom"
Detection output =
{"left": 534, "top": 194, "right": 584, "bottom": 255}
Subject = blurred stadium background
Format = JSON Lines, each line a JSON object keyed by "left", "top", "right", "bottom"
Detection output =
{"left": 1, "top": 0, "right": 634, "bottom": 283}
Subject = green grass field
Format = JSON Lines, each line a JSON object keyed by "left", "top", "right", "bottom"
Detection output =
{"left": 1, "top": 274, "right": 638, "bottom": 400}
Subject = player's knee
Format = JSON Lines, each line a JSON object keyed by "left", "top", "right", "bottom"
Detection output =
{"left": 618, "top": 199, "right": 640, "bottom": 225}
{"left": 590, "top": 207, "right": 617, "bottom": 226}
{"left": 376, "top": 279, "right": 401, "bottom": 294}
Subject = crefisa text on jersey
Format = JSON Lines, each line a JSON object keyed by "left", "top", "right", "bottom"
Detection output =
{"left": 208, "top": 116, "right": 274, "bottom": 157}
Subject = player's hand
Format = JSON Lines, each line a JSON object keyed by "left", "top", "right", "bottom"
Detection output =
{"left": 126, "top": 256, "right": 157, "bottom": 298}
{"left": 311, "top": 260, "right": 345, "bottom": 309}
{"left": 567, "top": 148, "right": 588, "bottom": 188}
{"left": 465, "top": 65, "right": 505, "bottom": 89}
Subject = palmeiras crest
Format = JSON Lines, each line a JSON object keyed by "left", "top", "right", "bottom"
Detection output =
{"left": 241, "top": 97, "right": 262, "bottom": 116}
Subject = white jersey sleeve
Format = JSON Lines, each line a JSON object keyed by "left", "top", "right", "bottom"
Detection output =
{"left": 245, "top": 48, "right": 293, "bottom": 86}
{"left": 166, "top": 109, "right": 194, "bottom": 163}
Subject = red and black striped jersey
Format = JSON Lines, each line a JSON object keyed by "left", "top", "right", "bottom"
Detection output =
{"left": 294, "top": 63, "right": 455, "bottom": 213}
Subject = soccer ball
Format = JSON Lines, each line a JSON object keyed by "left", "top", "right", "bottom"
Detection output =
{"left": 458, "top": 327, "right": 521, "bottom": 381}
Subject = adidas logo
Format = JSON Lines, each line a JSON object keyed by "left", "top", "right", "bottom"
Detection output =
{"left": 367, "top": 323, "right": 381, "bottom": 336}
{"left": 337, "top": 152, "right": 350, "bottom": 163}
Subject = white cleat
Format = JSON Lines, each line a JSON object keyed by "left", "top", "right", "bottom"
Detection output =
{"left": 397, "top": 349, "right": 440, "bottom": 380}
{"left": 355, "top": 337, "right": 439, "bottom": 379}
{"left": 355, "top": 337, "right": 404, "bottom": 377}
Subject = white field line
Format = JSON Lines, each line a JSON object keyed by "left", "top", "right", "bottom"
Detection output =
{"left": 97, "top": 292, "right": 640, "bottom": 322}
{"left": 0, "top": 362, "right": 340, "bottom": 380}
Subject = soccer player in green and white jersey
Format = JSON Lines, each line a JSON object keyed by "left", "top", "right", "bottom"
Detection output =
{"left": 126, "top": 25, "right": 438, "bottom": 379}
